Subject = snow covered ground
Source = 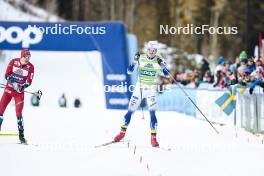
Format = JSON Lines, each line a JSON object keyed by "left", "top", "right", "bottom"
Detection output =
{"left": 0, "top": 107, "right": 264, "bottom": 176}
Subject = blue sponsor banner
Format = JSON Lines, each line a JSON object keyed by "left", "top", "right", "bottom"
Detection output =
{"left": 157, "top": 85, "right": 196, "bottom": 116}
{"left": 127, "top": 34, "right": 138, "bottom": 85}
{"left": 0, "top": 21, "right": 131, "bottom": 109}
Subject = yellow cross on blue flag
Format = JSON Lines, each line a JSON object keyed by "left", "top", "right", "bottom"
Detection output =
{"left": 215, "top": 84, "right": 246, "bottom": 115}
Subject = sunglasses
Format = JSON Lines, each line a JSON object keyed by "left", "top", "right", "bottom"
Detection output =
{"left": 147, "top": 48, "right": 157, "bottom": 53}
{"left": 23, "top": 56, "right": 30, "bottom": 59}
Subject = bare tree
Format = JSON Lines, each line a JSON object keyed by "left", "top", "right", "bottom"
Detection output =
{"left": 125, "top": 0, "right": 137, "bottom": 33}
{"left": 110, "top": 0, "right": 115, "bottom": 20}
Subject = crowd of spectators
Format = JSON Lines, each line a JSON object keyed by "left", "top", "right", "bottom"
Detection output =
{"left": 161, "top": 51, "right": 264, "bottom": 94}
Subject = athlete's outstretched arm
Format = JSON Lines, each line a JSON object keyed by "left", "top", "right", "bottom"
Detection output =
{"left": 157, "top": 57, "right": 170, "bottom": 76}
{"left": 127, "top": 52, "right": 140, "bottom": 75}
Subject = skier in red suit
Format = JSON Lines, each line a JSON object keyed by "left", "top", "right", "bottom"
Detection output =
{"left": 0, "top": 49, "right": 34, "bottom": 144}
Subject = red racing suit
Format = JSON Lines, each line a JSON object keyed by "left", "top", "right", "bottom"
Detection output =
{"left": 0, "top": 58, "right": 34, "bottom": 117}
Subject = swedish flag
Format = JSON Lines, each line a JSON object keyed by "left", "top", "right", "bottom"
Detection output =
{"left": 215, "top": 85, "right": 246, "bottom": 115}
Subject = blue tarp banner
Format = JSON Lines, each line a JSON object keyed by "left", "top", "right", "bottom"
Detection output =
{"left": 0, "top": 21, "right": 131, "bottom": 109}
{"left": 157, "top": 86, "right": 197, "bottom": 116}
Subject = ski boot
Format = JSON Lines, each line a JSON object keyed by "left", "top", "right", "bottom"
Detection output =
{"left": 151, "top": 134, "right": 159, "bottom": 147}
{"left": 17, "top": 116, "right": 27, "bottom": 144}
{"left": 19, "top": 131, "right": 27, "bottom": 144}
{"left": 114, "top": 129, "right": 126, "bottom": 142}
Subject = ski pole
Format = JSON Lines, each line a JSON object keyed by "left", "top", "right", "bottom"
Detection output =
{"left": 0, "top": 83, "right": 42, "bottom": 100}
{"left": 137, "top": 59, "right": 145, "bottom": 120}
{"left": 167, "top": 72, "right": 219, "bottom": 134}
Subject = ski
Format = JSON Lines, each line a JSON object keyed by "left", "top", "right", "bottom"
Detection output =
{"left": 94, "top": 140, "right": 130, "bottom": 148}
{"left": 0, "top": 133, "right": 18, "bottom": 136}
{"left": 16, "top": 142, "right": 38, "bottom": 147}
{"left": 94, "top": 140, "right": 116, "bottom": 148}
{"left": 155, "top": 146, "right": 171, "bottom": 151}
{"left": 17, "top": 142, "right": 28, "bottom": 145}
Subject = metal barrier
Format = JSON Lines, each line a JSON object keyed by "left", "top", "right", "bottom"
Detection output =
{"left": 157, "top": 84, "right": 264, "bottom": 134}
{"left": 236, "top": 87, "right": 264, "bottom": 133}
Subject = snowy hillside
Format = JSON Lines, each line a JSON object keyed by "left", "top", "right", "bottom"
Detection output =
{"left": 0, "top": 0, "right": 61, "bottom": 22}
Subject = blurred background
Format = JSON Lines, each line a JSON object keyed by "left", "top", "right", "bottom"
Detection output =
{"left": 0, "top": 0, "right": 264, "bottom": 132}
{"left": 22, "top": 0, "right": 264, "bottom": 64}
